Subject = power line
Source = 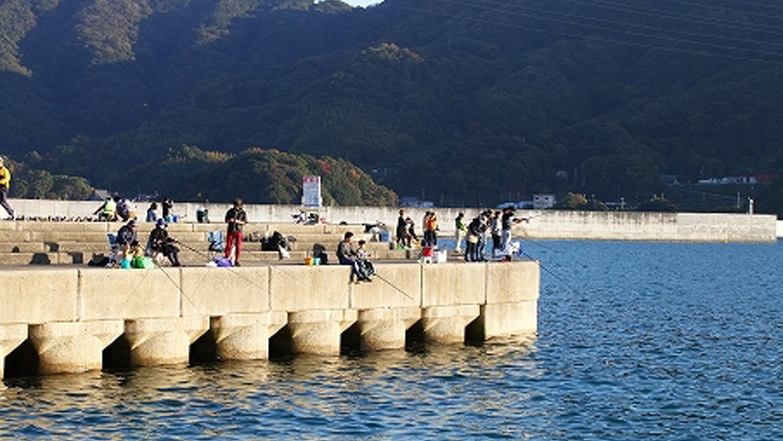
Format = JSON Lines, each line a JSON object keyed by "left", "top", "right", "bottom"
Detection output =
{"left": 386, "top": 0, "right": 783, "bottom": 63}
{"left": 560, "top": 0, "right": 783, "bottom": 37}
{"left": 464, "top": 0, "right": 783, "bottom": 50}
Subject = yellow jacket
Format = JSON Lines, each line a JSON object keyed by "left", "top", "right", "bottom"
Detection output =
{"left": 0, "top": 166, "right": 10, "bottom": 189}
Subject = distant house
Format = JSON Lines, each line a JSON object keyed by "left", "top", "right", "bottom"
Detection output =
{"left": 87, "top": 188, "right": 111, "bottom": 201}
{"left": 661, "top": 175, "right": 681, "bottom": 186}
{"left": 533, "top": 194, "right": 556, "bottom": 210}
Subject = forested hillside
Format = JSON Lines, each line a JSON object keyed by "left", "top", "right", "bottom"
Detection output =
{"left": 2, "top": 0, "right": 783, "bottom": 211}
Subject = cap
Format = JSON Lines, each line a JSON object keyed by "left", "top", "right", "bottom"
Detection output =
{"left": 156, "top": 218, "right": 166, "bottom": 227}
{"left": 128, "top": 220, "right": 137, "bottom": 227}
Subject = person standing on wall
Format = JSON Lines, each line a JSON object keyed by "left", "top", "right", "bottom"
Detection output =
{"left": 490, "top": 211, "right": 502, "bottom": 258}
{"left": 501, "top": 207, "right": 528, "bottom": 255}
{"left": 454, "top": 212, "right": 466, "bottom": 254}
{"left": 396, "top": 209, "right": 407, "bottom": 248}
{"left": 162, "top": 197, "right": 174, "bottom": 222}
{"left": 0, "top": 156, "right": 15, "bottom": 220}
{"left": 224, "top": 198, "right": 247, "bottom": 266}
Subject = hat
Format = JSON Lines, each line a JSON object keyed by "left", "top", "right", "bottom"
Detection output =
{"left": 128, "top": 220, "right": 137, "bottom": 227}
{"left": 156, "top": 218, "right": 166, "bottom": 227}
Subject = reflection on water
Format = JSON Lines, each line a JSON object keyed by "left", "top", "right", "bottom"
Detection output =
{"left": 2, "top": 339, "right": 539, "bottom": 440}
{"left": 4, "top": 241, "right": 783, "bottom": 440}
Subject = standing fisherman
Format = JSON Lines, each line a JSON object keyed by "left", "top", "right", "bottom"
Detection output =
{"left": 454, "top": 212, "right": 466, "bottom": 254}
{"left": 396, "top": 209, "right": 407, "bottom": 248}
{"left": 224, "top": 198, "right": 247, "bottom": 266}
{"left": 0, "top": 156, "right": 15, "bottom": 220}
{"left": 501, "top": 207, "right": 528, "bottom": 256}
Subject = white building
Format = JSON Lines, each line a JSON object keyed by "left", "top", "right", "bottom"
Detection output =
{"left": 533, "top": 194, "right": 556, "bottom": 210}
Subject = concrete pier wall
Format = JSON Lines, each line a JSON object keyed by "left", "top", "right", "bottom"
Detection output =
{"left": 0, "top": 261, "right": 539, "bottom": 378}
{"left": 7, "top": 198, "right": 776, "bottom": 242}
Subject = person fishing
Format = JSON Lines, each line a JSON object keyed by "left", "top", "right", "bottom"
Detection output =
{"left": 337, "top": 232, "right": 371, "bottom": 283}
{"left": 148, "top": 218, "right": 181, "bottom": 267}
{"left": 501, "top": 207, "right": 529, "bottom": 256}
{"left": 224, "top": 198, "right": 247, "bottom": 266}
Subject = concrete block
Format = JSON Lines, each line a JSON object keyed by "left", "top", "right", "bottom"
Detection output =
{"left": 422, "top": 262, "right": 485, "bottom": 307}
{"left": 0, "top": 242, "right": 46, "bottom": 253}
{"left": 287, "top": 309, "right": 357, "bottom": 355}
{"left": 482, "top": 301, "right": 538, "bottom": 337}
{"left": 30, "top": 231, "right": 110, "bottom": 242}
{"left": 0, "top": 269, "right": 79, "bottom": 324}
{"left": 0, "top": 324, "right": 27, "bottom": 356}
{"left": 351, "top": 264, "right": 421, "bottom": 309}
{"left": 269, "top": 265, "right": 352, "bottom": 311}
{"left": 0, "top": 231, "right": 32, "bottom": 241}
{"left": 125, "top": 316, "right": 209, "bottom": 366}
{"left": 79, "top": 268, "right": 181, "bottom": 321}
{"left": 211, "top": 313, "right": 276, "bottom": 360}
{"left": 20, "top": 222, "right": 110, "bottom": 233}
{"left": 421, "top": 305, "right": 481, "bottom": 343}
{"left": 485, "top": 261, "right": 540, "bottom": 304}
{"left": 357, "top": 307, "right": 420, "bottom": 350}
{"left": 0, "top": 323, "right": 27, "bottom": 379}
{"left": 180, "top": 267, "right": 269, "bottom": 317}
{"left": 29, "top": 320, "right": 124, "bottom": 374}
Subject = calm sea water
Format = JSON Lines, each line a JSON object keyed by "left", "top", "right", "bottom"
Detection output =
{"left": 3, "top": 240, "right": 783, "bottom": 440}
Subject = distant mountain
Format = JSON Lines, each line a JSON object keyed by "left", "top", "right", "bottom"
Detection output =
{"left": 3, "top": 0, "right": 783, "bottom": 211}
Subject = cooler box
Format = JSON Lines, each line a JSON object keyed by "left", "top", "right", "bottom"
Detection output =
{"left": 433, "top": 250, "right": 448, "bottom": 263}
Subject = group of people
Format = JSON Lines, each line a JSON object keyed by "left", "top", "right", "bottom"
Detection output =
{"left": 337, "top": 231, "right": 375, "bottom": 283}
{"left": 461, "top": 207, "right": 527, "bottom": 262}
{"left": 95, "top": 196, "right": 176, "bottom": 223}
{"left": 395, "top": 209, "right": 441, "bottom": 249}
{"left": 109, "top": 197, "right": 246, "bottom": 268}
{"left": 114, "top": 218, "right": 181, "bottom": 267}
{"left": 395, "top": 207, "right": 527, "bottom": 262}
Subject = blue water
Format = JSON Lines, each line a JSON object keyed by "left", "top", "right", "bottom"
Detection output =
{"left": 3, "top": 240, "right": 783, "bottom": 440}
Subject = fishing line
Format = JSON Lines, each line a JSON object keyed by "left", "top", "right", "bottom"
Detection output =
{"left": 155, "top": 264, "right": 206, "bottom": 317}
{"left": 116, "top": 264, "right": 154, "bottom": 316}
{"left": 373, "top": 272, "right": 416, "bottom": 302}
{"left": 519, "top": 250, "right": 583, "bottom": 296}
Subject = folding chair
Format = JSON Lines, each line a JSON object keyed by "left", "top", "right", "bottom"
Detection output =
{"left": 107, "top": 233, "right": 120, "bottom": 266}
{"left": 208, "top": 230, "right": 224, "bottom": 259}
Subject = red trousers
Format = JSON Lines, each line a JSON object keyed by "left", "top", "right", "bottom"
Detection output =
{"left": 225, "top": 231, "right": 243, "bottom": 262}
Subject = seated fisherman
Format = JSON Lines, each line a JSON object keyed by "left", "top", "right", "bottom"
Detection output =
{"left": 336, "top": 232, "right": 371, "bottom": 283}
{"left": 356, "top": 239, "right": 375, "bottom": 276}
{"left": 148, "top": 218, "right": 181, "bottom": 267}
{"left": 116, "top": 219, "right": 138, "bottom": 256}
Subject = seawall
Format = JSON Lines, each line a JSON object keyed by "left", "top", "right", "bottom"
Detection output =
{"left": 7, "top": 198, "right": 777, "bottom": 242}
{"left": 0, "top": 261, "right": 539, "bottom": 378}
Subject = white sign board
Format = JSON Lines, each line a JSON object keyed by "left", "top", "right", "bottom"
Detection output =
{"left": 302, "top": 176, "right": 322, "bottom": 208}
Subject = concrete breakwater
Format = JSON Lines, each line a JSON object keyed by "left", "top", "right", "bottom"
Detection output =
{"left": 6, "top": 198, "right": 777, "bottom": 242}
{"left": 0, "top": 262, "right": 539, "bottom": 378}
